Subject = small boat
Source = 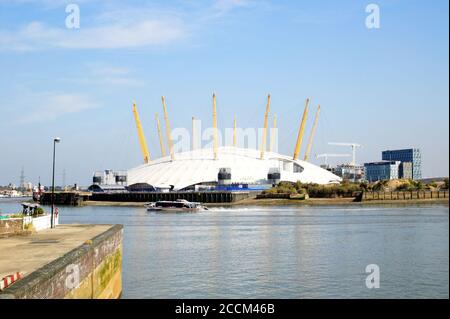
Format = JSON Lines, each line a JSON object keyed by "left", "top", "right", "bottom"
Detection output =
{"left": 145, "top": 199, "right": 208, "bottom": 212}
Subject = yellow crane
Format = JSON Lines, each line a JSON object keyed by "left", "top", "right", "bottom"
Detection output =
{"left": 155, "top": 113, "right": 166, "bottom": 157}
{"left": 260, "top": 94, "right": 271, "bottom": 159}
{"left": 293, "top": 98, "right": 310, "bottom": 160}
{"left": 304, "top": 104, "right": 321, "bottom": 161}
{"left": 269, "top": 113, "right": 277, "bottom": 152}
{"left": 132, "top": 101, "right": 151, "bottom": 164}
{"left": 161, "top": 96, "right": 174, "bottom": 160}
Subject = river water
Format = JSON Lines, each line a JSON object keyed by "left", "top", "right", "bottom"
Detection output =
{"left": 1, "top": 198, "right": 448, "bottom": 298}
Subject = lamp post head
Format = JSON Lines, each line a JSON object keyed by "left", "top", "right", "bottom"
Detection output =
{"left": 54, "top": 137, "right": 61, "bottom": 143}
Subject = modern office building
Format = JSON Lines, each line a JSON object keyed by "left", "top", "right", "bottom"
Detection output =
{"left": 364, "top": 161, "right": 401, "bottom": 182}
{"left": 399, "top": 161, "right": 413, "bottom": 180}
{"left": 382, "top": 148, "right": 422, "bottom": 180}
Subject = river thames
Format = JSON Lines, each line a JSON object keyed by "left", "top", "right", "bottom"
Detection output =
{"left": 0, "top": 199, "right": 448, "bottom": 298}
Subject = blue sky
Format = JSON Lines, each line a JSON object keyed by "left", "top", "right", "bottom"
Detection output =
{"left": 0, "top": 0, "right": 448, "bottom": 186}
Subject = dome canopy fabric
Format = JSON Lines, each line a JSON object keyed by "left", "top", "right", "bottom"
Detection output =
{"left": 127, "top": 146, "right": 341, "bottom": 191}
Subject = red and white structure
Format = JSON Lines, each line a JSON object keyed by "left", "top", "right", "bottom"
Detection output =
{"left": 0, "top": 272, "right": 22, "bottom": 291}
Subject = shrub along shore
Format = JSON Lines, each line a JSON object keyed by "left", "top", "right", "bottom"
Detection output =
{"left": 263, "top": 179, "right": 448, "bottom": 197}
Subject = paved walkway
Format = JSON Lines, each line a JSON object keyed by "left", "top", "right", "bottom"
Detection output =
{"left": 0, "top": 224, "right": 112, "bottom": 279}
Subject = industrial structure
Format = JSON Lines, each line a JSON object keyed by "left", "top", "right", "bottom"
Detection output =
{"left": 316, "top": 153, "right": 350, "bottom": 167}
{"left": 325, "top": 142, "right": 363, "bottom": 182}
{"left": 91, "top": 94, "right": 341, "bottom": 192}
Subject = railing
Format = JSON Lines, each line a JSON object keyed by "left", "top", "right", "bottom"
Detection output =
{"left": 362, "top": 190, "right": 448, "bottom": 201}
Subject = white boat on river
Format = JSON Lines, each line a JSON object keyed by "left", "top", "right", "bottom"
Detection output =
{"left": 145, "top": 199, "right": 208, "bottom": 212}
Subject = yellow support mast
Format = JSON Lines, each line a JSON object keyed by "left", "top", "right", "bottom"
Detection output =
{"left": 132, "top": 101, "right": 151, "bottom": 164}
{"left": 161, "top": 96, "right": 174, "bottom": 160}
{"left": 269, "top": 113, "right": 277, "bottom": 152}
{"left": 304, "top": 104, "right": 321, "bottom": 162}
{"left": 155, "top": 113, "right": 166, "bottom": 157}
{"left": 293, "top": 98, "right": 310, "bottom": 160}
{"left": 260, "top": 94, "right": 271, "bottom": 159}
{"left": 213, "top": 93, "right": 218, "bottom": 160}
{"left": 233, "top": 116, "right": 237, "bottom": 147}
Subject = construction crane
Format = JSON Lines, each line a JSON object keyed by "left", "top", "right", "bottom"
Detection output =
{"left": 132, "top": 102, "right": 151, "bottom": 164}
{"left": 293, "top": 98, "right": 310, "bottom": 160}
{"left": 304, "top": 104, "right": 321, "bottom": 162}
{"left": 316, "top": 153, "right": 350, "bottom": 166}
{"left": 328, "top": 142, "right": 361, "bottom": 166}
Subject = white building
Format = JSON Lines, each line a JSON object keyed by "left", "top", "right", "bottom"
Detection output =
{"left": 127, "top": 146, "right": 341, "bottom": 191}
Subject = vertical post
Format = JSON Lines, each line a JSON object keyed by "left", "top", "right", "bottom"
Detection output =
{"left": 304, "top": 105, "right": 320, "bottom": 161}
{"left": 293, "top": 98, "right": 310, "bottom": 160}
{"left": 162, "top": 96, "right": 174, "bottom": 160}
{"left": 51, "top": 137, "right": 60, "bottom": 228}
{"left": 260, "top": 94, "right": 271, "bottom": 159}
{"left": 132, "top": 102, "right": 151, "bottom": 163}
{"left": 155, "top": 113, "right": 166, "bottom": 157}
{"left": 213, "top": 93, "right": 218, "bottom": 160}
{"left": 51, "top": 141, "right": 56, "bottom": 228}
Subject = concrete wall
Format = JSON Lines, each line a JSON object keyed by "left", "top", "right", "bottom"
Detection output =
{"left": 1, "top": 214, "right": 60, "bottom": 236}
{"left": 0, "top": 224, "right": 123, "bottom": 299}
{"left": 0, "top": 218, "right": 23, "bottom": 237}
{"left": 90, "top": 191, "right": 257, "bottom": 203}
{"left": 28, "top": 214, "right": 59, "bottom": 231}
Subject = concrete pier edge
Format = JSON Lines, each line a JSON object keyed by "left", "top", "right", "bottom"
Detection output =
{"left": 0, "top": 224, "right": 123, "bottom": 299}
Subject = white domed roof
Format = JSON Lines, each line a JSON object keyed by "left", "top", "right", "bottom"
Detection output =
{"left": 127, "top": 146, "right": 341, "bottom": 190}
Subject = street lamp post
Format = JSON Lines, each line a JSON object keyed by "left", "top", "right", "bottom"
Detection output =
{"left": 51, "top": 137, "right": 61, "bottom": 228}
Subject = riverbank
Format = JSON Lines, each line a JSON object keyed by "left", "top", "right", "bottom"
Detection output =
{"left": 83, "top": 197, "right": 449, "bottom": 207}
{"left": 234, "top": 197, "right": 449, "bottom": 206}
